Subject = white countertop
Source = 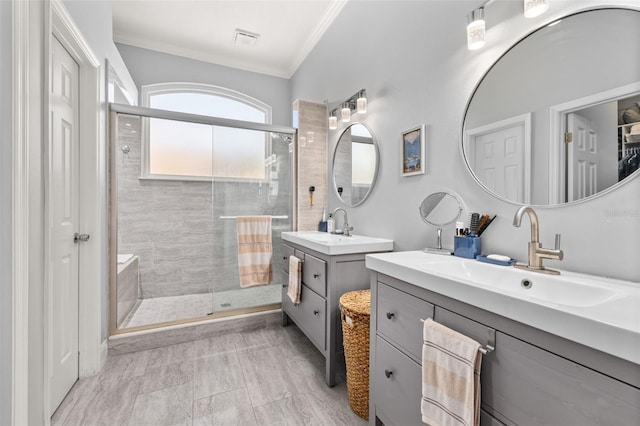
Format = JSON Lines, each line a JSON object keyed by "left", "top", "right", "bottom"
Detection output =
{"left": 282, "top": 231, "right": 394, "bottom": 255}
{"left": 366, "top": 251, "right": 640, "bottom": 365}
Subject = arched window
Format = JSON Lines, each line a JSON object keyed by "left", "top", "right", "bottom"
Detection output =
{"left": 140, "top": 83, "right": 272, "bottom": 180}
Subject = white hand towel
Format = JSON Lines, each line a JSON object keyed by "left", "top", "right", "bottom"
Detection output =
{"left": 421, "top": 318, "right": 482, "bottom": 426}
{"left": 287, "top": 256, "right": 302, "bottom": 304}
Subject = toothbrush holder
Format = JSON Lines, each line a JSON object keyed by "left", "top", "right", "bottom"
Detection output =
{"left": 454, "top": 236, "right": 481, "bottom": 259}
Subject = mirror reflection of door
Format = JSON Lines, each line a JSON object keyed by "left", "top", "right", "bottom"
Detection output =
{"left": 566, "top": 113, "right": 600, "bottom": 202}
{"left": 466, "top": 114, "right": 531, "bottom": 204}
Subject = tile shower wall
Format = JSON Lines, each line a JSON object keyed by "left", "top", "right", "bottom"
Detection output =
{"left": 294, "top": 100, "right": 328, "bottom": 230}
{"left": 116, "top": 115, "right": 291, "bottom": 299}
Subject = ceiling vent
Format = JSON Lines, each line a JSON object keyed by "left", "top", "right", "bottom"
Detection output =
{"left": 234, "top": 29, "right": 259, "bottom": 47}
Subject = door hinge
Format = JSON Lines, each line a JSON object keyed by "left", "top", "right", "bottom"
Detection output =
{"left": 74, "top": 233, "right": 90, "bottom": 243}
{"left": 565, "top": 132, "right": 573, "bottom": 143}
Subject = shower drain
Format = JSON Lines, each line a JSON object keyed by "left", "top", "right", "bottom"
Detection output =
{"left": 220, "top": 303, "right": 232, "bottom": 307}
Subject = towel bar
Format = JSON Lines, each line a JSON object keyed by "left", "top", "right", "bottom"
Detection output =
{"left": 220, "top": 215, "right": 289, "bottom": 220}
{"left": 420, "top": 318, "right": 494, "bottom": 354}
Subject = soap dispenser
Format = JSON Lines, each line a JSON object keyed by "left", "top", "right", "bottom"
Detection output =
{"left": 327, "top": 213, "right": 335, "bottom": 233}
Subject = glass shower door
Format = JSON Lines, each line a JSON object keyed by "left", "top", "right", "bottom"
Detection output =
{"left": 209, "top": 127, "right": 293, "bottom": 313}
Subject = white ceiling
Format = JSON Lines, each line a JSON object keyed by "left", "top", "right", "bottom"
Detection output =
{"left": 112, "top": 0, "right": 347, "bottom": 79}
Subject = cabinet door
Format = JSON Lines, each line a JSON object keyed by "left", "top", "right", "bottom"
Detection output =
{"left": 374, "top": 336, "right": 423, "bottom": 426}
{"left": 483, "top": 332, "right": 640, "bottom": 426}
{"left": 377, "top": 282, "right": 434, "bottom": 361}
{"left": 281, "top": 279, "right": 326, "bottom": 352}
{"left": 301, "top": 253, "right": 326, "bottom": 297}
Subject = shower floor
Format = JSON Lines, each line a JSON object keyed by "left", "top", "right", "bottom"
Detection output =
{"left": 121, "top": 284, "right": 281, "bottom": 329}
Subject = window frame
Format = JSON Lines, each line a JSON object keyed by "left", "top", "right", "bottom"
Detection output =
{"left": 139, "top": 82, "right": 273, "bottom": 181}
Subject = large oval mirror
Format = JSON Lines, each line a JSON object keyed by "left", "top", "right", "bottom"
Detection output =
{"left": 463, "top": 8, "right": 640, "bottom": 206}
{"left": 332, "top": 123, "right": 379, "bottom": 206}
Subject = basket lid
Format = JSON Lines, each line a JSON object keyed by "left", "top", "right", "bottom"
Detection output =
{"left": 339, "top": 289, "right": 371, "bottom": 315}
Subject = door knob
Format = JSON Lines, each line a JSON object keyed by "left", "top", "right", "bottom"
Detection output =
{"left": 74, "top": 233, "right": 90, "bottom": 243}
{"left": 386, "top": 312, "right": 395, "bottom": 319}
{"left": 384, "top": 369, "right": 393, "bottom": 379}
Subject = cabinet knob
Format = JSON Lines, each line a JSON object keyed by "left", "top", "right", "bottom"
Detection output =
{"left": 313, "top": 273, "right": 320, "bottom": 279}
{"left": 384, "top": 369, "right": 393, "bottom": 379}
{"left": 313, "top": 309, "right": 320, "bottom": 316}
{"left": 386, "top": 312, "right": 395, "bottom": 320}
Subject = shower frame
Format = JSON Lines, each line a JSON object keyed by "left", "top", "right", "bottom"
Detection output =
{"left": 107, "top": 103, "right": 298, "bottom": 336}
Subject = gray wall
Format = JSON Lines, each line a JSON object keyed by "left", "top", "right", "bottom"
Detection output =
{"left": 116, "top": 43, "right": 292, "bottom": 127}
{"left": 0, "top": 2, "right": 11, "bottom": 424}
{"left": 291, "top": 0, "right": 640, "bottom": 283}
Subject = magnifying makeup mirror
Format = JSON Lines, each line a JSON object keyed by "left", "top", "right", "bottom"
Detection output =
{"left": 419, "top": 192, "right": 462, "bottom": 255}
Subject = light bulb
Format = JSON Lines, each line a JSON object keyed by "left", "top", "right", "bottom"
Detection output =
{"left": 357, "top": 96, "right": 367, "bottom": 114}
{"left": 341, "top": 106, "right": 351, "bottom": 123}
{"left": 329, "top": 115, "right": 337, "bottom": 129}
{"left": 524, "top": 0, "right": 549, "bottom": 18}
{"left": 467, "top": 8, "right": 485, "bottom": 51}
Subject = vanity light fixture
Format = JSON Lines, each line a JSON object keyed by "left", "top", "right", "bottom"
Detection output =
{"left": 524, "top": 0, "right": 549, "bottom": 18}
{"left": 356, "top": 90, "right": 367, "bottom": 113}
{"left": 327, "top": 89, "right": 368, "bottom": 130}
{"left": 467, "top": 7, "right": 486, "bottom": 51}
{"left": 328, "top": 111, "right": 338, "bottom": 129}
{"left": 341, "top": 103, "right": 351, "bottom": 123}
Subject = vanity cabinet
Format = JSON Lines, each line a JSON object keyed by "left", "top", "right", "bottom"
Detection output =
{"left": 370, "top": 274, "right": 640, "bottom": 426}
{"left": 281, "top": 241, "right": 391, "bottom": 386}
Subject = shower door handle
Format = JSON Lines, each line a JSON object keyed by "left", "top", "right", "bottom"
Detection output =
{"left": 74, "top": 233, "right": 90, "bottom": 243}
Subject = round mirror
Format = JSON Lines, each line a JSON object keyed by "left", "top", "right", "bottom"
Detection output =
{"left": 463, "top": 8, "right": 640, "bottom": 206}
{"left": 332, "top": 123, "right": 379, "bottom": 206}
{"left": 419, "top": 192, "right": 462, "bottom": 254}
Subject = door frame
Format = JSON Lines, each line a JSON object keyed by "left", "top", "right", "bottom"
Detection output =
{"left": 12, "top": 0, "right": 104, "bottom": 422}
{"left": 465, "top": 113, "right": 532, "bottom": 204}
{"left": 548, "top": 81, "right": 640, "bottom": 204}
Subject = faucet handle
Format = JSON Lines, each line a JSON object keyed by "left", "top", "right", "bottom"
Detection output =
{"left": 554, "top": 233, "right": 561, "bottom": 250}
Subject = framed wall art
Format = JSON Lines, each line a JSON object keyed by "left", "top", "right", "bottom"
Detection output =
{"left": 401, "top": 124, "right": 425, "bottom": 176}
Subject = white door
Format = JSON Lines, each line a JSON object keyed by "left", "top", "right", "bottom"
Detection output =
{"left": 49, "top": 36, "right": 80, "bottom": 413}
{"left": 472, "top": 124, "right": 526, "bottom": 203}
{"left": 567, "top": 113, "right": 599, "bottom": 202}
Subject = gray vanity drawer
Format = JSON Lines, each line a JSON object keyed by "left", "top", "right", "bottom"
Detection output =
{"left": 433, "top": 306, "right": 495, "bottom": 352}
{"left": 374, "top": 336, "right": 422, "bottom": 426}
{"left": 281, "top": 279, "right": 326, "bottom": 352}
{"left": 301, "top": 253, "right": 326, "bottom": 297}
{"left": 482, "top": 332, "right": 640, "bottom": 426}
{"left": 377, "top": 282, "right": 434, "bottom": 360}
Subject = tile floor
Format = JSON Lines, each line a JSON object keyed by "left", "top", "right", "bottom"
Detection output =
{"left": 52, "top": 320, "right": 368, "bottom": 425}
{"left": 122, "top": 285, "right": 282, "bottom": 328}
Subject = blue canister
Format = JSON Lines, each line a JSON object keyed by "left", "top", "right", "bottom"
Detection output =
{"left": 454, "top": 236, "right": 481, "bottom": 259}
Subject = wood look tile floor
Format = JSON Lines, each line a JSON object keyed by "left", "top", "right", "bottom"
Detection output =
{"left": 52, "top": 322, "right": 368, "bottom": 425}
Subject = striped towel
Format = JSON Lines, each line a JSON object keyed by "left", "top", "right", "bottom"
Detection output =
{"left": 421, "top": 318, "right": 482, "bottom": 426}
{"left": 236, "top": 216, "right": 273, "bottom": 288}
{"left": 287, "top": 256, "right": 302, "bottom": 304}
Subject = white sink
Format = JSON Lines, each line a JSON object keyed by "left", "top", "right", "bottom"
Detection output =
{"left": 430, "top": 260, "right": 621, "bottom": 308}
{"left": 282, "top": 231, "right": 393, "bottom": 255}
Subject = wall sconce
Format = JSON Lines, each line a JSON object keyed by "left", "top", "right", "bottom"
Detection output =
{"left": 328, "top": 89, "right": 368, "bottom": 129}
{"left": 329, "top": 111, "right": 338, "bottom": 129}
{"left": 524, "top": 0, "right": 549, "bottom": 18}
{"left": 341, "top": 103, "right": 351, "bottom": 122}
{"left": 467, "top": 7, "right": 485, "bottom": 51}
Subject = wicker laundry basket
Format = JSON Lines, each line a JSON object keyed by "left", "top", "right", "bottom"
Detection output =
{"left": 339, "top": 289, "right": 371, "bottom": 420}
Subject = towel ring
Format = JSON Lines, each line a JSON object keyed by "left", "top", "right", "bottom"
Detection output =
{"left": 420, "top": 318, "right": 494, "bottom": 355}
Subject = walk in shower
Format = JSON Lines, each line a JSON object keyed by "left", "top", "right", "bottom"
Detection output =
{"left": 108, "top": 104, "right": 296, "bottom": 333}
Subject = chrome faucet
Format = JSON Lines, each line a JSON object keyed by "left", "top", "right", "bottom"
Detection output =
{"left": 332, "top": 208, "right": 353, "bottom": 236}
{"left": 512, "top": 206, "right": 563, "bottom": 275}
